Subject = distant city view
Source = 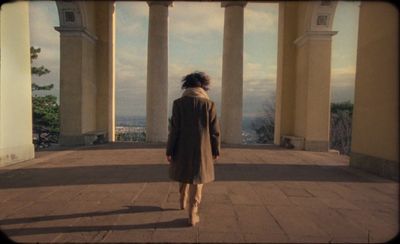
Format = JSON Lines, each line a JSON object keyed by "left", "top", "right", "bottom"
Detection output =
{"left": 115, "top": 115, "right": 262, "bottom": 144}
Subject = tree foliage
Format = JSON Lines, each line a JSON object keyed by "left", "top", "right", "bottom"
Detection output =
{"left": 251, "top": 97, "right": 275, "bottom": 144}
{"left": 251, "top": 98, "right": 353, "bottom": 155}
{"left": 330, "top": 101, "right": 353, "bottom": 155}
{"left": 31, "top": 47, "right": 51, "bottom": 77}
{"left": 31, "top": 46, "right": 60, "bottom": 139}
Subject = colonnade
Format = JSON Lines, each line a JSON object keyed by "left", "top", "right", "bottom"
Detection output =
{"left": 145, "top": 1, "right": 246, "bottom": 144}
{"left": 0, "top": 1, "right": 398, "bottom": 180}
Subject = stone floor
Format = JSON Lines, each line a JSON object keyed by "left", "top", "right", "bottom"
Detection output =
{"left": 0, "top": 143, "right": 398, "bottom": 243}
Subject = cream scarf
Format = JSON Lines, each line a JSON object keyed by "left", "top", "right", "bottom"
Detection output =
{"left": 182, "top": 87, "right": 209, "bottom": 99}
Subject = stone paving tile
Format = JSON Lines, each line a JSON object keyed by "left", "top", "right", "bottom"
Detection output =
{"left": 287, "top": 235, "right": 333, "bottom": 243}
{"left": 266, "top": 205, "right": 328, "bottom": 238}
{"left": 323, "top": 182, "right": 372, "bottom": 201}
{"left": 133, "top": 182, "right": 170, "bottom": 204}
{"left": 304, "top": 187, "right": 343, "bottom": 199}
{"left": 54, "top": 229, "right": 109, "bottom": 243}
{"left": 8, "top": 230, "right": 60, "bottom": 243}
{"left": 37, "top": 188, "right": 88, "bottom": 202}
{"left": 280, "top": 187, "right": 313, "bottom": 197}
{"left": 203, "top": 182, "right": 228, "bottom": 194}
{"left": 350, "top": 199, "right": 398, "bottom": 213}
{"left": 113, "top": 208, "right": 162, "bottom": 230}
{"left": 156, "top": 208, "right": 191, "bottom": 229}
{"left": 202, "top": 193, "right": 231, "bottom": 205}
{"left": 318, "top": 196, "right": 360, "bottom": 210}
{"left": 198, "top": 214, "right": 241, "bottom": 233}
{"left": 1, "top": 200, "right": 69, "bottom": 233}
{"left": 5, "top": 187, "right": 57, "bottom": 202}
{"left": 370, "top": 182, "right": 399, "bottom": 196}
{"left": 0, "top": 199, "right": 34, "bottom": 219}
{"left": 152, "top": 229, "right": 198, "bottom": 243}
{"left": 102, "top": 229, "right": 154, "bottom": 243}
{"left": 243, "top": 233, "right": 289, "bottom": 243}
{"left": 300, "top": 206, "right": 368, "bottom": 240}
{"left": 287, "top": 196, "right": 328, "bottom": 209}
{"left": 227, "top": 182, "right": 264, "bottom": 205}
{"left": 2, "top": 201, "right": 101, "bottom": 242}
{"left": 251, "top": 183, "right": 293, "bottom": 206}
{"left": 233, "top": 204, "right": 285, "bottom": 235}
{"left": 344, "top": 182, "right": 398, "bottom": 204}
{"left": 200, "top": 203, "right": 236, "bottom": 217}
{"left": 0, "top": 188, "right": 28, "bottom": 203}
{"left": 70, "top": 191, "right": 113, "bottom": 202}
{"left": 198, "top": 231, "right": 244, "bottom": 243}
{"left": 336, "top": 208, "right": 398, "bottom": 243}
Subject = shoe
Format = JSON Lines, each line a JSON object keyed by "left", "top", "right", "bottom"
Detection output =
{"left": 189, "top": 213, "right": 200, "bottom": 226}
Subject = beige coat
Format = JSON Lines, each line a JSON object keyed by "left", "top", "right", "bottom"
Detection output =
{"left": 166, "top": 87, "right": 221, "bottom": 184}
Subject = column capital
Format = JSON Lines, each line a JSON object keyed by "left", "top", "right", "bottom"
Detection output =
{"left": 221, "top": 1, "right": 247, "bottom": 8}
{"left": 294, "top": 30, "right": 338, "bottom": 47}
{"left": 55, "top": 26, "right": 98, "bottom": 43}
{"left": 147, "top": 1, "right": 173, "bottom": 7}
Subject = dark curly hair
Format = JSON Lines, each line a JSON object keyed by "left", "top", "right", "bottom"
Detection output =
{"left": 181, "top": 71, "right": 210, "bottom": 91}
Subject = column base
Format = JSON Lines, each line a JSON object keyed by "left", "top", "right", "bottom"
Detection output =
{"left": 280, "top": 135, "right": 305, "bottom": 150}
{"left": 0, "top": 144, "right": 34, "bottom": 167}
{"left": 280, "top": 136, "right": 329, "bottom": 152}
{"left": 60, "top": 131, "right": 108, "bottom": 146}
{"left": 304, "top": 140, "right": 329, "bottom": 152}
{"left": 350, "top": 152, "right": 399, "bottom": 181}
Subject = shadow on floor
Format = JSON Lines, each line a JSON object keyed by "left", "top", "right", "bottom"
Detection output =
{"left": 0, "top": 163, "right": 390, "bottom": 189}
{"left": 2, "top": 218, "right": 189, "bottom": 237}
{"left": 0, "top": 206, "right": 175, "bottom": 226}
{"left": 37, "top": 142, "right": 284, "bottom": 151}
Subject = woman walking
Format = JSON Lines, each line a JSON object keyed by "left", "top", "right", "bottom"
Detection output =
{"left": 166, "top": 71, "right": 220, "bottom": 226}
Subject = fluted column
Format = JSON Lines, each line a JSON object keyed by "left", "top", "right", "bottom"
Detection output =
{"left": 220, "top": 1, "right": 247, "bottom": 144}
{"left": 146, "top": 1, "right": 172, "bottom": 143}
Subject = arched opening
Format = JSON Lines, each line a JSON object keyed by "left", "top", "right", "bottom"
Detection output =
{"left": 29, "top": 1, "right": 116, "bottom": 147}
{"left": 330, "top": 1, "right": 360, "bottom": 155}
{"left": 114, "top": 1, "right": 148, "bottom": 142}
{"left": 29, "top": 1, "right": 60, "bottom": 149}
{"left": 243, "top": 2, "right": 278, "bottom": 145}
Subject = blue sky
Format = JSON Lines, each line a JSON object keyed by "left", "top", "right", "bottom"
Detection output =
{"left": 29, "top": 1, "right": 359, "bottom": 118}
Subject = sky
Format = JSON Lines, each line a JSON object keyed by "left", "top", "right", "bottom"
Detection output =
{"left": 29, "top": 1, "right": 359, "bottom": 119}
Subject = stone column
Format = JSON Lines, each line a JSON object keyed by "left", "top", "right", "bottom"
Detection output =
{"left": 293, "top": 30, "right": 337, "bottom": 151}
{"left": 95, "top": 2, "right": 116, "bottom": 142}
{"left": 220, "top": 1, "right": 246, "bottom": 144}
{"left": 350, "top": 2, "right": 398, "bottom": 180}
{"left": 274, "top": 2, "right": 298, "bottom": 145}
{"left": 146, "top": 1, "right": 172, "bottom": 143}
{"left": 0, "top": 2, "right": 35, "bottom": 166}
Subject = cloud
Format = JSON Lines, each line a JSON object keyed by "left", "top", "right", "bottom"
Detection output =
{"left": 332, "top": 66, "right": 356, "bottom": 76}
{"left": 331, "top": 66, "right": 356, "bottom": 88}
{"left": 29, "top": 2, "right": 59, "bottom": 49}
{"left": 116, "top": 2, "right": 148, "bottom": 38}
{"left": 29, "top": 2, "right": 60, "bottom": 98}
{"left": 170, "top": 2, "right": 224, "bottom": 36}
{"left": 245, "top": 3, "right": 278, "bottom": 34}
{"left": 117, "top": 1, "right": 148, "bottom": 18}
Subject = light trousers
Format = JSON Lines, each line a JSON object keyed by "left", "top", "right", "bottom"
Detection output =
{"left": 179, "top": 183, "right": 203, "bottom": 216}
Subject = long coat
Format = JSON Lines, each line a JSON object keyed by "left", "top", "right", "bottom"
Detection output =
{"left": 166, "top": 95, "right": 220, "bottom": 184}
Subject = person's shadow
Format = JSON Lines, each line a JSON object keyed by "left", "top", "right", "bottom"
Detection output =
{"left": 1, "top": 205, "right": 189, "bottom": 237}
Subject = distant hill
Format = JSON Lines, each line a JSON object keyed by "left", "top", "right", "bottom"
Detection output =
{"left": 116, "top": 115, "right": 262, "bottom": 132}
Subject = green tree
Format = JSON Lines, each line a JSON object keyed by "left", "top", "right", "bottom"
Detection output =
{"left": 251, "top": 97, "right": 275, "bottom": 144}
{"left": 31, "top": 46, "right": 60, "bottom": 145}
{"left": 330, "top": 101, "right": 353, "bottom": 155}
